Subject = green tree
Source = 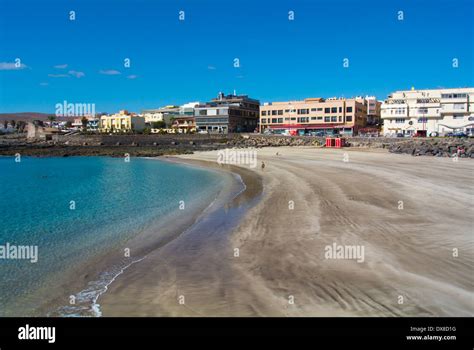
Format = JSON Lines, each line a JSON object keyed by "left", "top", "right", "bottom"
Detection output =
{"left": 47, "top": 115, "right": 56, "bottom": 126}
{"left": 151, "top": 121, "right": 166, "bottom": 129}
{"left": 17, "top": 121, "right": 26, "bottom": 133}
{"left": 81, "top": 117, "right": 88, "bottom": 132}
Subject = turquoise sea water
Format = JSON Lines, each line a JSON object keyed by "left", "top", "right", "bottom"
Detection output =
{"left": 0, "top": 157, "right": 225, "bottom": 316}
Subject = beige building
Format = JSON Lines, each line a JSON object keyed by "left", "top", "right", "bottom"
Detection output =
{"left": 100, "top": 110, "right": 145, "bottom": 133}
{"left": 382, "top": 87, "right": 474, "bottom": 136}
{"left": 259, "top": 97, "right": 374, "bottom": 136}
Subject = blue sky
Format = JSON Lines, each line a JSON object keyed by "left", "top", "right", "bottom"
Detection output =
{"left": 0, "top": 0, "right": 472, "bottom": 113}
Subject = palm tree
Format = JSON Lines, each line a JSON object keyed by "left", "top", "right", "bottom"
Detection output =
{"left": 81, "top": 117, "right": 88, "bottom": 132}
{"left": 10, "top": 120, "right": 16, "bottom": 129}
{"left": 47, "top": 115, "right": 56, "bottom": 126}
{"left": 3, "top": 120, "right": 7, "bottom": 129}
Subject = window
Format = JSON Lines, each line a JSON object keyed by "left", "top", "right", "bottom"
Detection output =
{"left": 262, "top": 111, "right": 267, "bottom": 116}
{"left": 331, "top": 107, "right": 337, "bottom": 113}
{"left": 311, "top": 117, "right": 317, "bottom": 120}
{"left": 346, "top": 116, "right": 352, "bottom": 122}
{"left": 418, "top": 108, "right": 428, "bottom": 114}
{"left": 290, "top": 117, "right": 296, "bottom": 121}
{"left": 324, "top": 117, "right": 330, "bottom": 122}
{"left": 442, "top": 93, "right": 467, "bottom": 99}
{"left": 297, "top": 117, "right": 309, "bottom": 123}
{"left": 298, "top": 109, "right": 309, "bottom": 114}
{"left": 261, "top": 118, "right": 266, "bottom": 123}
{"left": 277, "top": 110, "right": 283, "bottom": 115}
{"left": 324, "top": 108, "right": 330, "bottom": 113}
{"left": 317, "top": 116, "right": 323, "bottom": 120}
{"left": 317, "top": 108, "right": 323, "bottom": 111}
{"left": 331, "top": 116, "right": 337, "bottom": 122}
{"left": 417, "top": 118, "right": 428, "bottom": 123}
{"left": 338, "top": 116, "right": 342, "bottom": 122}
{"left": 277, "top": 118, "right": 283, "bottom": 123}
{"left": 311, "top": 108, "right": 317, "bottom": 112}
{"left": 271, "top": 110, "right": 277, "bottom": 116}
{"left": 395, "top": 108, "right": 406, "bottom": 115}
{"left": 271, "top": 118, "right": 277, "bottom": 123}
{"left": 284, "top": 109, "right": 290, "bottom": 113}
{"left": 453, "top": 103, "right": 465, "bottom": 110}
{"left": 453, "top": 115, "right": 464, "bottom": 120}
{"left": 395, "top": 118, "right": 405, "bottom": 123}
{"left": 339, "top": 107, "right": 342, "bottom": 113}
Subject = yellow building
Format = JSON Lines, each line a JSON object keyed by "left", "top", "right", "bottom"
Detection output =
{"left": 100, "top": 110, "right": 146, "bottom": 133}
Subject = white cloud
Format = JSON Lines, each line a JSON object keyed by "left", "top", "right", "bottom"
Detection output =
{"left": 39, "top": 82, "right": 49, "bottom": 86}
{"left": 48, "top": 74, "right": 70, "bottom": 78}
{"left": 68, "top": 70, "right": 85, "bottom": 78}
{"left": 54, "top": 64, "right": 68, "bottom": 69}
{"left": 99, "top": 69, "right": 121, "bottom": 75}
{"left": 207, "top": 65, "right": 216, "bottom": 70}
{"left": 0, "top": 62, "right": 28, "bottom": 70}
{"left": 127, "top": 75, "right": 138, "bottom": 79}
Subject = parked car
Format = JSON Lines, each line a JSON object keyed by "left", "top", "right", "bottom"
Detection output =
{"left": 396, "top": 133, "right": 404, "bottom": 138}
{"left": 263, "top": 129, "right": 273, "bottom": 135}
{"left": 453, "top": 131, "right": 467, "bottom": 137}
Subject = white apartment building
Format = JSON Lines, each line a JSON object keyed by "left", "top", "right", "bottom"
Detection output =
{"left": 382, "top": 87, "right": 474, "bottom": 136}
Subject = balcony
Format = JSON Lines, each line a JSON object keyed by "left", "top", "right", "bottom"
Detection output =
{"left": 440, "top": 104, "right": 468, "bottom": 114}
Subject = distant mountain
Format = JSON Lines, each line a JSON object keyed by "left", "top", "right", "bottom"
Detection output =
{"left": 0, "top": 113, "right": 71, "bottom": 122}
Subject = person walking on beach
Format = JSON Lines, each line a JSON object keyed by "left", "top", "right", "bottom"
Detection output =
{"left": 261, "top": 161, "right": 265, "bottom": 171}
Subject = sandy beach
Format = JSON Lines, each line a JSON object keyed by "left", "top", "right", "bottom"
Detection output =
{"left": 99, "top": 147, "right": 474, "bottom": 317}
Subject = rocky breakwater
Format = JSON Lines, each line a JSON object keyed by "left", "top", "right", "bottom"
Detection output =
{"left": 226, "top": 135, "right": 323, "bottom": 148}
{"left": 388, "top": 138, "right": 474, "bottom": 158}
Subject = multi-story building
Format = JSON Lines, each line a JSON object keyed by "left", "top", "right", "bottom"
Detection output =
{"left": 365, "top": 96, "right": 382, "bottom": 126}
{"left": 382, "top": 87, "right": 474, "bottom": 136}
{"left": 259, "top": 97, "right": 373, "bottom": 136}
{"left": 142, "top": 106, "right": 180, "bottom": 126}
{"left": 194, "top": 92, "right": 260, "bottom": 133}
{"left": 171, "top": 116, "right": 196, "bottom": 133}
{"left": 72, "top": 116, "right": 100, "bottom": 131}
{"left": 100, "top": 110, "right": 145, "bottom": 133}
{"left": 142, "top": 102, "right": 200, "bottom": 127}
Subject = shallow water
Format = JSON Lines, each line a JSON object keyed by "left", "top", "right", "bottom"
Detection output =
{"left": 0, "top": 156, "right": 225, "bottom": 316}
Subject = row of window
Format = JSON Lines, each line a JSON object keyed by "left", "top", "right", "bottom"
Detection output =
{"left": 441, "top": 93, "right": 468, "bottom": 99}
{"left": 387, "top": 104, "right": 468, "bottom": 115}
{"left": 391, "top": 115, "right": 465, "bottom": 123}
{"left": 261, "top": 115, "right": 353, "bottom": 123}
{"left": 261, "top": 106, "right": 354, "bottom": 116}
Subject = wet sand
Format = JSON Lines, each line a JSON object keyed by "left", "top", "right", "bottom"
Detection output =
{"left": 100, "top": 147, "right": 474, "bottom": 316}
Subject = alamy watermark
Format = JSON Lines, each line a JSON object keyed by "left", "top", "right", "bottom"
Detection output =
{"left": 325, "top": 242, "right": 365, "bottom": 263}
{"left": 0, "top": 242, "right": 38, "bottom": 263}
{"left": 55, "top": 100, "right": 96, "bottom": 117}
{"left": 217, "top": 149, "right": 258, "bottom": 168}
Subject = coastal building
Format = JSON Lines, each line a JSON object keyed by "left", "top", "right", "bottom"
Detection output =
{"left": 381, "top": 87, "right": 474, "bottom": 136}
{"left": 171, "top": 116, "right": 196, "bottom": 133}
{"left": 194, "top": 92, "right": 260, "bottom": 133}
{"left": 142, "top": 106, "right": 180, "bottom": 126}
{"left": 72, "top": 116, "right": 100, "bottom": 131}
{"left": 100, "top": 110, "right": 145, "bottom": 133}
{"left": 365, "top": 96, "right": 382, "bottom": 126}
{"left": 142, "top": 102, "right": 200, "bottom": 128}
{"left": 259, "top": 97, "right": 375, "bottom": 136}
